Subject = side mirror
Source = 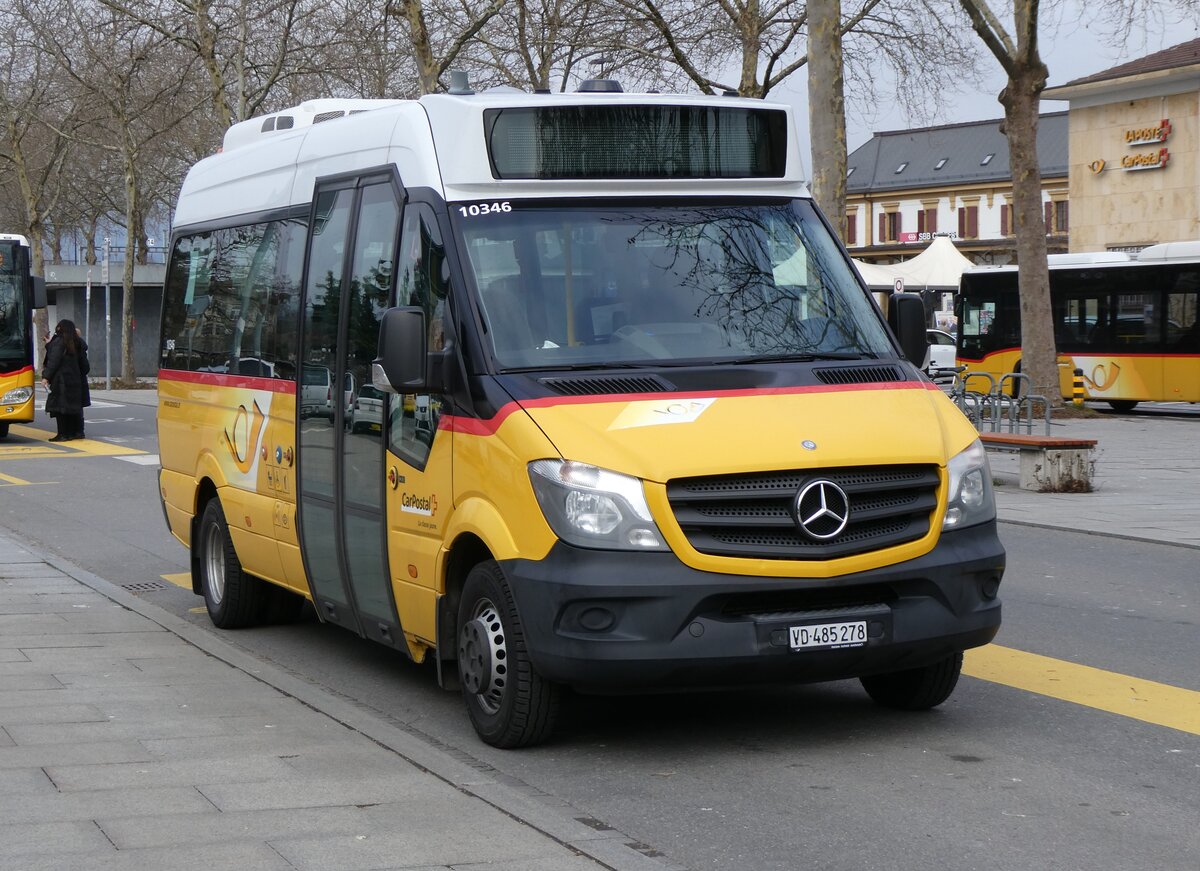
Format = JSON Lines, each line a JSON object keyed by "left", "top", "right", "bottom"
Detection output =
{"left": 30, "top": 276, "right": 47, "bottom": 310}
{"left": 887, "top": 292, "right": 928, "bottom": 366}
{"left": 373, "top": 306, "right": 427, "bottom": 393}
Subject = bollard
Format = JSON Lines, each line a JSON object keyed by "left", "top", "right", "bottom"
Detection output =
{"left": 1072, "top": 368, "right": 1084, "bottom": 406}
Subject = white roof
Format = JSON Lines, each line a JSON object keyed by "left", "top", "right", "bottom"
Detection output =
{"left": 852, "top": 236, "right": 974, "bottom": 289}
{"left": 173, "top": 91, "right": 811, "bottom": 229}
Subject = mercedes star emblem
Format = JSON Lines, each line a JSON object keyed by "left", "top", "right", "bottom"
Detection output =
{"left": 795, "top": 480, "right": 851, "bottom": 540}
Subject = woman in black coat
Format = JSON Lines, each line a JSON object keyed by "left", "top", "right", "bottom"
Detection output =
{"left": 41, "top": 319, "right": 87, "bottom": 441}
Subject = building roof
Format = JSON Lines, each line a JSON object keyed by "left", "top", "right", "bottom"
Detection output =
{"left": 846, "top": 113, "right": 1068, "bottom": 195}
{"left": 1055, "top": 37, "right": 1200, "bottom": 89}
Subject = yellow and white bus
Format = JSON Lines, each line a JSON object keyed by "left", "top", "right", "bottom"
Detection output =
{"left": 0, "top": 233, "right": 46, "bottom": 439}
{"left": 958, "top": 242, "right": 1200, "bottom": 409}
{"left": 158, "top": 82, "right": 1004, "bottom": 747}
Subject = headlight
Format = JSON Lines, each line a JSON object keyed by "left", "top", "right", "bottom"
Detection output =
{"left": 529, "top": 460, "right": 667, "bottom": 551}
{"left": 2, "top": 387, "right": 33, "bottom": 404}
{"left": 942, "top": 439, "right": 996, "bottom": 530}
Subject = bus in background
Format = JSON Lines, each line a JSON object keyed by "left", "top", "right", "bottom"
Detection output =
{"left": 158, "top": 83, "right": 1003, "bottom": 748}
{"left": 957, "top": 242, "right": 1200, "bottom": 410}
{"left": 0, "top": 234, "right": 47, "bottom": 439}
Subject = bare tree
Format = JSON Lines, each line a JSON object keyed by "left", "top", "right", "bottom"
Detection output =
{"left": 31, "top": 0, "right": 206, "bottom": 383}
{"left": 97, "top": 0, "right": 318, "bottom": 128}
{"left": 955, "top": 0, "right": 1057, "bottom": 404}
{"left": 386, "top": 0, "right": 507, "bottom": 94}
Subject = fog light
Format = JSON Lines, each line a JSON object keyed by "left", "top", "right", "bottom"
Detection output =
{"left": 578, "top": 606, "right": 616, "bottom": 632}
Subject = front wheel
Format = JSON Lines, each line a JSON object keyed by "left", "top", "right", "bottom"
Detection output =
{"left": 1107, "top": 399, "right": 1139, "bottom": 413}
{"left": 197, "top": 499, "right": 267, "bottom": 629}
{"left": 457, "top": 561, "right": 561, "bottom": 748}
{"left": 860, "top": 651, "right": 963, "bottom": 710}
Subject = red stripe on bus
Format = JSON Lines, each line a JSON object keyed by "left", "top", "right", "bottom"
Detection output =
{"left": 159, "top": 369, "right": 297, "bottom": 393}
{"left": 441, "top": 381, "right": 938, "bottom": 437}
{"left": 0, "top": 364, "right": 34, "bottom": 377}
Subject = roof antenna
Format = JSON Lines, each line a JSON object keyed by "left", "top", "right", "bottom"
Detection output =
{"left": 447, "top": 70, "right": 474, "bottom": 95}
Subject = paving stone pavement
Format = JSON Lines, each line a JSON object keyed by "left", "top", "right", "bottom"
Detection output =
{"left": 0, "top": 533, "right": 682, "bottom": 871}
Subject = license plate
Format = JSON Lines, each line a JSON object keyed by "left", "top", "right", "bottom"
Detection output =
{"left": 789, "top": 620, "right": 867, "bottom": 650}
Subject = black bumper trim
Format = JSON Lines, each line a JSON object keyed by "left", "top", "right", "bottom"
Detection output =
{"left": 498, "top": 523, "right": 1004, "bottom": 691}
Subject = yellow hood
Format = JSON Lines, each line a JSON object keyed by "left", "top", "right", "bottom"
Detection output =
{"left": 517, "top": 383, "right": 977, "bottom": 482}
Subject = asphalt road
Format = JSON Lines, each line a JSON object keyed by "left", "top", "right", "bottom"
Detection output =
{"left": 2, "top": 396, "right": 1197, "bottom": 870}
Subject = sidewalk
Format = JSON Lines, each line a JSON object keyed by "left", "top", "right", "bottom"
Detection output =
{"left": 985, "top": 410, "right": 1200, "bottom": 548}
{"left": 0, "top": 533, "right": 680, "bottom": 871}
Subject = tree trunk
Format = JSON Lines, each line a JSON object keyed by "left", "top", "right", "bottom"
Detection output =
{"left": 737, "top": 0, "right": 762, "bottom": 96}
{"left": 121, "top": 150, "right": 138, "bottom": 384}
{"left": 1000, "top": 68, "right": 1058, "bottom": 405}
{"left": 807, "top": 0, "right": 847, "bottom": 238}
{"left": 400, "top": 0, "right": 439, "bottom": 94}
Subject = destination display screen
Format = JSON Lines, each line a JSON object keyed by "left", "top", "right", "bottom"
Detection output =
{"left": 484, "top": 105, "right": 788, "bottom": 180}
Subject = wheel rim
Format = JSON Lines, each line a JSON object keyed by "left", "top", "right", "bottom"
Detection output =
{"left": 458, "top": 598, "right": 508, "bottom": 715}
{"left": 203, "top": 521, "right": 226, "bottom": 605}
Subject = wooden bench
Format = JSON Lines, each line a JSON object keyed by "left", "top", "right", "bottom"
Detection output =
{"left": 979, "top": 432, "right": 1098, "bottom": 492}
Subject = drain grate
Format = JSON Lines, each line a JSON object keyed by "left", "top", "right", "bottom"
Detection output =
{"left": 122, "top": 581, "right": 167, "bottom": 592}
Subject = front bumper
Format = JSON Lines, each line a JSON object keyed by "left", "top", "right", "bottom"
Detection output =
{"left": 500, "top": 522, "right": 1004, "bottom": 691}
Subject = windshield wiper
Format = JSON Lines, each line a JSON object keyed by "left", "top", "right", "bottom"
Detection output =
{"left": 730, "top": 351, "right": 873, "bottom": 364}
{"left": 499, "top": 361, "right": 660, "bottom": 374}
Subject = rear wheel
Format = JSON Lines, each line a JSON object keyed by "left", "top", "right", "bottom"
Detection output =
{"left": 457, "top": 561, "right": 561, "bottom": 748}
{"left": 1107, "top": 399, "right": 1138, "bottom": 413}
{"left": 860, "top": 651, "right": 963, "bottom": 710}
{"left": 197, "top": 499, "right": 267, "bottom": 629}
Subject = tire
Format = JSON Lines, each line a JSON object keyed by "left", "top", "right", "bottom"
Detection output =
{"left": 197, "top": 499, "right": 267, "bottom": 629}
{"left": 457, "top": 561, "right": 561, "bottom": 748}
{"left": 0, "top": 422, "right": 8, "bottom": 438}
{"left": 1107, "top": 399, "right": 1138, "bottom": 413}
{"left": 860, "top": 651, "right": 963, "bottom": 710}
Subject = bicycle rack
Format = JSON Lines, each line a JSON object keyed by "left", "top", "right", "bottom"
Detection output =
{"left": 950, "top": 370, "right": 1053, "bottom": 436}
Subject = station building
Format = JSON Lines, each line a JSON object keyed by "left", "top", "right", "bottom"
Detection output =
{"left": 845, "top": 37, "right": 1200, "bottom": 264}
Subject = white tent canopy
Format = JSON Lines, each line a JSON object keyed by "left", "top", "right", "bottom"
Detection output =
{"left": 852, "top": 236, "right": 974, "bottom": 290}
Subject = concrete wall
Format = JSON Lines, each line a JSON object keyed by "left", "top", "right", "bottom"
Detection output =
{"left": 1066, "top": 92, "right": 1199, "bottom": 252}
{"left": 47, "top": 286, "right": 163, "bottom": 379}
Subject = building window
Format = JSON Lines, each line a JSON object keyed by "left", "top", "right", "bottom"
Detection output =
{"left": 847, "top": 167, "right": 855, "bottom": 177}
{"left": 878, "top": 211, "right": 902, "bottom": 242}
{"left": 894, "top": 162, "right": 908, "bottom": 174}
{"left": 846, "top": 213, "right": 857, "bottom": 245}
{"left": 918, "top": 207, "right": 938, "bottom": 235}
{"left": 1045, "top": 200, "right": 1069, "bottom": 234}
{"left": 957, "top": 205, "right": 979, "bottom": 239}
{"left": 935, "top": 157, "right": 948, "bottom": 170}
{"left": 980, "top": 153, "right": 995, "bottom": 166}
{"left": 1000, "top": 204, "right": 1012, "bottom": 236}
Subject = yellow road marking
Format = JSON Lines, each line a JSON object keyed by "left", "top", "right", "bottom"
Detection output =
{"left": 4, "top": 425, "right": 146, "bottom": 457}
{"left": 965, "top": 644, "right": 1200, "bottom": 736}
{"left": 161, "top": 572, "right": 192, "bottom": 590}
{"left": 0, "top": 470, "right": 35, "bottom": 485}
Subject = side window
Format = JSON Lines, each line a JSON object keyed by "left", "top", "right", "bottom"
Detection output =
{"left": 1167, "top": 281, "right": 1199, "bottom": 351}
{"left": 160, "top": 219, "right": 304, "bottom": 378}
{"left": 388, "top": 203, "right": 448, "bottom": 467}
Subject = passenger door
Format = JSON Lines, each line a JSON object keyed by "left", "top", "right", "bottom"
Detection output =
{"left": 297, "top": 174, "right": 405, "bottom": 647}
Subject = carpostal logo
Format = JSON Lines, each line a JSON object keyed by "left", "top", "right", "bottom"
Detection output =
{"left": 401, "top": 492, "right": 437, "bottom": 516}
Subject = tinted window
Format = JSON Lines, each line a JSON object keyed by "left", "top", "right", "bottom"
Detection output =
{"left": 160, "top": 219, "right": 305, "bottom": 378}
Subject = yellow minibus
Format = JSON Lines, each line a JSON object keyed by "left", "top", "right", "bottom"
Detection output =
{"left": 158, "top": 84, "right": 1004, "bottom": 747}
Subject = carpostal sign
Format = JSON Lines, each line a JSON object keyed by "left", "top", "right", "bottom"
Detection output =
{"left": 1089, "top": 118, "right": 1173, "bottom": 174}
{"left": 1120, "top": 118, "right": 1170, "bottom": 173}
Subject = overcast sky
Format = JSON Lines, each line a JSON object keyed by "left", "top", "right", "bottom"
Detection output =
{"left": 775, "top": 11, "right": 1200, "bottom": 171}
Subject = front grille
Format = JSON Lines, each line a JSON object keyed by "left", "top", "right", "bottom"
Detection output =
{"left": 666, "top": 464, "right": 940, "bottom": 560}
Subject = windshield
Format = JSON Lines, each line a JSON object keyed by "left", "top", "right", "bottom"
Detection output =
{"left": 452, "top": 199, "right": 893, "bottom": 370}
{"left": 0, "top": 242, "right": 29, "bottom": 368}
